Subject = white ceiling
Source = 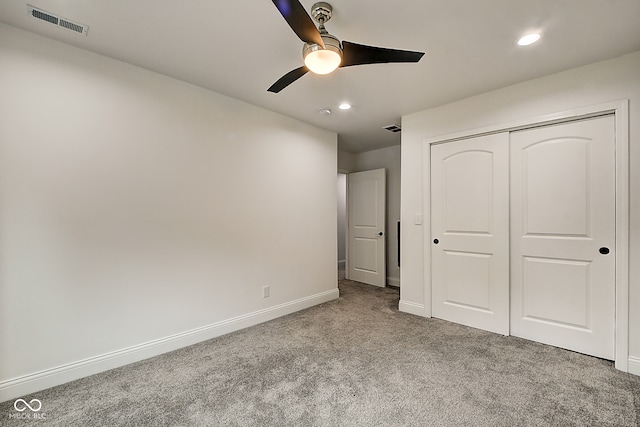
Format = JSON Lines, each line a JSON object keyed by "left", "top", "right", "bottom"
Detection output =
{"left": 2, "top": 1, "right": 639, "bottom": 153}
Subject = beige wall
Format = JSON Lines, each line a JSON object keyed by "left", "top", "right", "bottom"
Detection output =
{"left": 0, "top": 24, "right": 338, "bottom": 400}
{"left": 338, "top": 149, "right": 356, "bottom": 172}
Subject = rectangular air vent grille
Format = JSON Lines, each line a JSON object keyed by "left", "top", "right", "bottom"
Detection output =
{"left": 31, "top": 8, "right": 58, "bottom": 25}
{"left": 383, "top": 124, "right": 402, "bottom": 133}
{"left": 28, "top": 5, "right": 89, "bottom": 36}
{"left": 59, "top": 19, "right": 85, "bottom": 34}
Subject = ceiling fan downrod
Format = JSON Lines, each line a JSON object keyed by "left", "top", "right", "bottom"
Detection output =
{"left": 311, "top": 2, "right": 333, "bottom": 27}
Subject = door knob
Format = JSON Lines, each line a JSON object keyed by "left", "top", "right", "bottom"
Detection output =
{"left": 599, "top": 247, "right": 610, "bottom": 255}
{"left": 378, "top": 232, "right": 384, "bottom": 236}
{"left": 433, "top": 239, "right": 439, "bottom": 244}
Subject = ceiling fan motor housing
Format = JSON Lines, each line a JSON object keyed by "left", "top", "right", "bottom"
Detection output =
{"left": 303, "top": 32, "right": 342, "bottom": 61}
{"left": 311, "top": 2, "right": 333, "bottom": 24}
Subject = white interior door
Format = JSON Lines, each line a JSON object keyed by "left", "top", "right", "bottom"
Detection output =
{"left": 510, "top": 116, "right": 615, "bottom": 360}
{"left": 430, "top": 133, "right": 510, "bottom": 335}
{"left": 348, "top": 169, "right": 386, "bottom": 287}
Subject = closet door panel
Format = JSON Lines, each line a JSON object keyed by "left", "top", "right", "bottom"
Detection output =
{"left": 431, "top": 133, "right": 509, "bottom": 335}
{"left": 510, "top": 116, "right": 616, "bottom": 360}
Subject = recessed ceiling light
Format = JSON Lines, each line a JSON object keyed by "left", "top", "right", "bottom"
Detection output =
{"left": 517, "top": 33, "right": 541, "bottom": 46}
{"left": 339, "top": 103, "right": 351, "bottom": 110}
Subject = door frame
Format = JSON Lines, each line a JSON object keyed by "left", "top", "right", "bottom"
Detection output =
{"left": 421, "top": 100, "right": 630, "bottom": 372}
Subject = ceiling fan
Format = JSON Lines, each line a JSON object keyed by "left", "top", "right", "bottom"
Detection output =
{"left": 268, "top": 0, "right": 425, "bottom": 93}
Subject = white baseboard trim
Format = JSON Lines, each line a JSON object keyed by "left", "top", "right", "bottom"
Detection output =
{"left": 387, "top": 277, "right": 400, "bottom": 287}
{"left": 628, "top": 356, "right": 640, "bottom": 376}
{"left": 399, "top": 300, "right": 429, "bottom": 317}
{"left": 0, "top": 288, "right": 339, "bottom": 402}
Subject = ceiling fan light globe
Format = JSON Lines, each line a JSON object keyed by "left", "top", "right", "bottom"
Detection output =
{"left": 303, "top": 33, "right": 343, "bottom": 75}
{"left": 304, "top": 49, "right": 341, "bottom": 74}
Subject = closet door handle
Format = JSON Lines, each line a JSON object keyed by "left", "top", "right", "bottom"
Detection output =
{"left": 599, "top": 247, "right": 610, "bottom": 255}
{"left": 433, "top": 239, "right": 439, "bottom": 244}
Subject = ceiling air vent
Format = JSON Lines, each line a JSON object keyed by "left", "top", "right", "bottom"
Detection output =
{"left": 383, "top": 124, "right": 402, "bottom": 133}
{"left": 27, "top": 5, "right": 89, "bottom": 36}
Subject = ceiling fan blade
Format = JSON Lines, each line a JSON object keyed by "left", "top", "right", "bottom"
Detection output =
{"left": 271, "top": 0, "right": 324, "bottom": 47}
{"left": 268, "top": 66, "right": 310, "bottom": 93}
{"left": 340, "top": 41, "right": 425, "bottom": 68}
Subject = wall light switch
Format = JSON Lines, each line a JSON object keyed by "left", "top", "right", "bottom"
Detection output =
{"left": 414, "top": 214, "right": 423, "bottom": 225}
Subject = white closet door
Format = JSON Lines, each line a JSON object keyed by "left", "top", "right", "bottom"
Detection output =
{"left": 431, "top": 133, "right": 510, "bottom": 335}
{"left": 510, "top": 116, "right": 615, "bottom": 360}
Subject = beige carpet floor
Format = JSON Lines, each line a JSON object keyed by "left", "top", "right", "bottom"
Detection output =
{"left": 2, "top": 274, "right": 639, "bottom": 426}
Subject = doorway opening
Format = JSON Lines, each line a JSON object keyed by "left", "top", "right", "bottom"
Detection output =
{"left": 337, "top": 173, "right": 347, "bottom": 279}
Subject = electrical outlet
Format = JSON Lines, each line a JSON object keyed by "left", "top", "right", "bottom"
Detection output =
{"left": 262, "top": 285, "right": 270, "bottom": 298}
